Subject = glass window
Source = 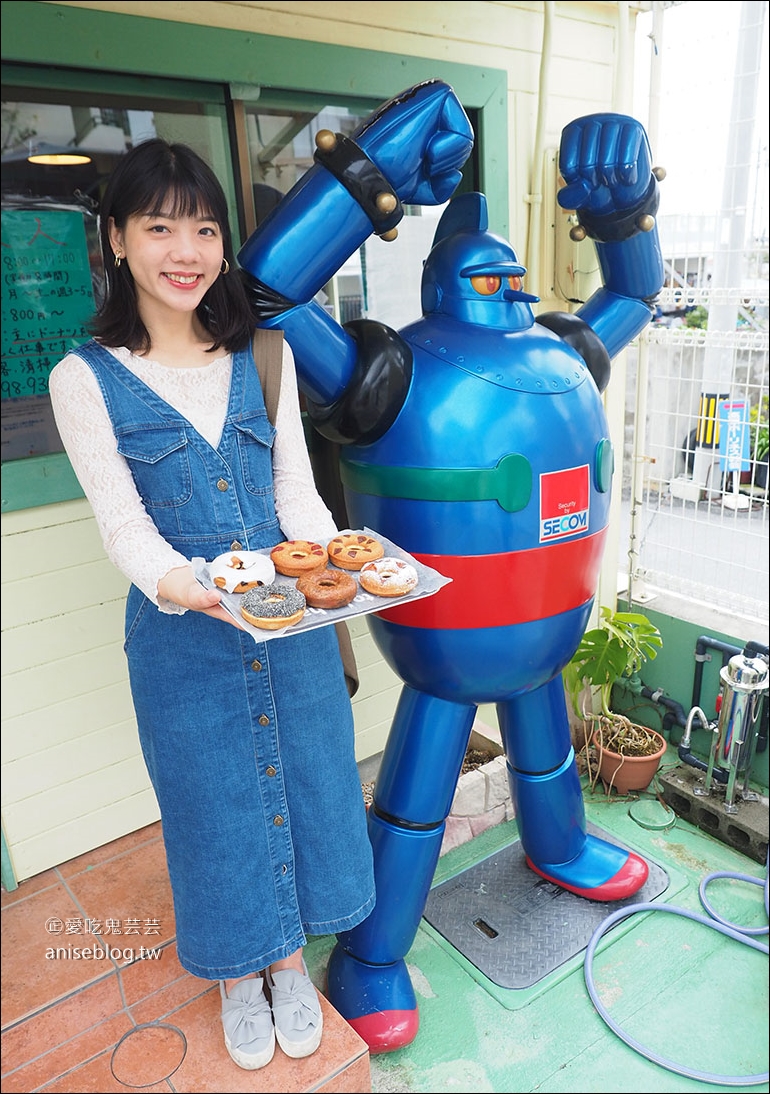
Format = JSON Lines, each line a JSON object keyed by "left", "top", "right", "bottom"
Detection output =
{"left": 1, "top": 89, "right": 232, "bottom": 462}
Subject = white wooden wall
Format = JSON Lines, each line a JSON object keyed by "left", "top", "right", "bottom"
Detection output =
{"left": 3, "top": 0, "right": 645, "bottom": 882}
{"left": 2, "top": 501, "right": 160, "bottom": 879}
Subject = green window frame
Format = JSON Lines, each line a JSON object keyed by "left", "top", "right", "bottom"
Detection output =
{"left": 1, "top": 0, "right": 508, "bottom": 514}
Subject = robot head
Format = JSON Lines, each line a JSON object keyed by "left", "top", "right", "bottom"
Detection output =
{"left": 421, "top": 193, "right": 539, "bottom": 331}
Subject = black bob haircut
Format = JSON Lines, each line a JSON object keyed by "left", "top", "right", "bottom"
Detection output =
{"left": 91, "top": 139, "right": 255, "bottom": 354}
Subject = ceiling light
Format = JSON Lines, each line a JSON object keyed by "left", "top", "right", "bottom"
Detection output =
{"left": 27, "top": 152, "right": 92, "bottom": 166}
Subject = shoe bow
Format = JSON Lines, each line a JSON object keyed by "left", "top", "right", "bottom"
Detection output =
{"left": 221, "top": 978, "right": 273, "bottom": 1043}
{"left": 269, "top": 968, "right": 319, "bottom": 1033}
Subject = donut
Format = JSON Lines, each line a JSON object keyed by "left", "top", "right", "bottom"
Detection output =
{"left": 297, "top": 567, "right": 358, "bottom": 609}
{"left": 240, "top": 583, "right": 306, "bottom": 630}
{"left": 359, "top": 557, "right": 419, "bottom": 598}
{"left": 209, "top": 551, "right": 275, "bottom": 593}
{"left": 270, "top": 539, "right": 328, "bottom": 577}
{"left": 327, "top": 533, "right": 384, "bottom": 571}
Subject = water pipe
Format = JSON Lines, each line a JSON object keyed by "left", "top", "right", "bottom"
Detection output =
{"left": 745, "top": 640, "right": 770, "bottom": 660}
{"left": 524, "top": 0, "right": 554, "bottom": 299}
{"left": 677, "top": 704, "right": 727, "bottom": 783}
{"left": 744, "top": 640, "right": 769, "bottom": 755}
{"left": 634, "top": 688, "right": 730, "bottom": 784}
{"left": 692, "top": 634, "right": 741, "bottom": 711}
{"left": 638, "top": 684, "right": 687, "bottom": 732}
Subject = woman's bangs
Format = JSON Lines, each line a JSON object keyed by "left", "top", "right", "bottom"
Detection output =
{"left": 140, "top": 181, "right": 213, "bottom": 221}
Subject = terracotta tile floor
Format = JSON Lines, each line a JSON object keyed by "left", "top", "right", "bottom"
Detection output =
{"left": 1, "top": 822, "right": 370, "bottom": 1092}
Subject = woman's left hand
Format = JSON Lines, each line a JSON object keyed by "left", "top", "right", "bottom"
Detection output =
{"left": 158, "top": 564, "right": 245, "bottom": 628}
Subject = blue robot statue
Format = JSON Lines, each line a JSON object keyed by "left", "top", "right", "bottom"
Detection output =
{"left": 238, "top": 80, "right": 664, "bottom": 1052}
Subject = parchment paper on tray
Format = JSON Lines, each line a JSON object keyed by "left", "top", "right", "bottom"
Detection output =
{"left": 193, "top": 528, "right": 451, "bottom": 643}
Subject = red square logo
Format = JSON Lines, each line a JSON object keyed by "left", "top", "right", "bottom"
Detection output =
{"left": 540, "top": 465, "right": 590, "bottom": 541}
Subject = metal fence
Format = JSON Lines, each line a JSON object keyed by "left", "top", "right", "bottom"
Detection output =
{"left": 619, "top": 1, "right": 769, "bottom": 638}
{"left": 622, "top": 311, "right": 768, "bottom": 631}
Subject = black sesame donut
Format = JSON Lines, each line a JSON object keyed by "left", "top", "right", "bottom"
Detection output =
{"left": 240, "top": 583, "right": 306, "bottom": 630}
{"left": 327, "top": 532, "right": 384, "bottom": 571}
{"left": 270, "top": 539, "right": 328, "bottom": 577}
{"left": 359, "top": 557, "right": 419, "bottom": 598}
{"left": 297, "top": 567, "right": 358, "bottom": 609}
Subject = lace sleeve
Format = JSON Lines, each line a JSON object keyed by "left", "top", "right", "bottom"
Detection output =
{"left": 272, "top": 341, "right": 339, "bottom": 543}
{"left": 49, "top": 353, "right": 191, "bottom": 614}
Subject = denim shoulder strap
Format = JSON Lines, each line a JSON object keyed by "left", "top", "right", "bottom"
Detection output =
{"left": 70, "top": 339, "right": 185, "bottom": 431}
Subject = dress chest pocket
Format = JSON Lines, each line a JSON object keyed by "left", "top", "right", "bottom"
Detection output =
{"left": 116, "top": 424, "right": 192, "bottom": 508}
{"left": 234, "top": 414, "right": 276, "bottom": 497}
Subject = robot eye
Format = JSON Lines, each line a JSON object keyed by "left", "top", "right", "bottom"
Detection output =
{"left": 508, "top": 275, "right": 523, "bottom": 291}
{"left": 470, "top": 275, "right": 502, "bottom": 296}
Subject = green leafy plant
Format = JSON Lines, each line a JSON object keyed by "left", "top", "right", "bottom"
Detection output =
{"left": 684, "top": 305, "right": 709, "bottom": 329}
{"left": 564, "top": 607, "right": 664, "bottom": 775}
{"left": 565, "top": 607, "right": 663, "bottom": 719}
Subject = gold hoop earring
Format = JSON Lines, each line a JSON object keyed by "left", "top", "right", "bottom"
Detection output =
{"left": 114, "top": 252, "right": 122, "bottom": 268}
{"left": 220, "top": 258, "right": 230, "bottom": 275}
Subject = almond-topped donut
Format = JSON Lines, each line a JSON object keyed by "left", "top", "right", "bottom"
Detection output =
{"left": 327, "top": 532, "right": 384, "bottom": 571}
{"left": 297, "top": 567, "right": 357, "bottom": 609}
{"left": 359, "top": 557, "right": 419, "bottom": 598}
{"left": 270, "top": 539, "right": 328, "bottom": 577}
{"left": 209, "top": 551, "right": 275, "bottom": 593}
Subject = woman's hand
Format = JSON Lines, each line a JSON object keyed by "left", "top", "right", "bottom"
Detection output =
{"left": 158, "top": 565, "right": 245, "bottom": 628}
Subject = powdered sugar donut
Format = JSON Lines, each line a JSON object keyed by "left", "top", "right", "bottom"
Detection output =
{"left": 210, "top": 551, "right": 275, "bottom": 593}
{"left": 359, "top": 557, "right": 419, "bottom": 598}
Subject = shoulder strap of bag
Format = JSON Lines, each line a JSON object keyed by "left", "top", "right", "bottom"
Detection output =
{"left": 250, "top": 327, "right": 359, "bottom": 698}
{"left": 251, "top": 328, "right": 284, "bottom": 426}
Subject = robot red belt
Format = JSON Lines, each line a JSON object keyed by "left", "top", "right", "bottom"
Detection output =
{"left": 378, "top": 529, "right": 607, "bottom": 629}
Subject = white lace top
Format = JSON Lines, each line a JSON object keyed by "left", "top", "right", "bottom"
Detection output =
{"left": 49, "top": 342, "right": 338, "bottom": 614}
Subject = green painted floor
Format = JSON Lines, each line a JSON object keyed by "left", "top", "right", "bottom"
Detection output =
{"left": 307, "top": 779, "right": 769, "bottom": 1094}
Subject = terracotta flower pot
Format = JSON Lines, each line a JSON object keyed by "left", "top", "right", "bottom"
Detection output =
{"left": 592, "top": 726, "right": 666, "bottom": 794}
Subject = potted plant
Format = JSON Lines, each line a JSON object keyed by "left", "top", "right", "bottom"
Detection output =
{"left": 564, "top": 606, "right": 665, "bottom": 794}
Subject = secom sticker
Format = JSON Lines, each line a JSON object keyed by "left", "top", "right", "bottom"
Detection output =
{"left": 540, "top": 464, "right": 589, "bottom": 542}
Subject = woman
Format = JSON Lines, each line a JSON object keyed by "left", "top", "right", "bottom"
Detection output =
{"left": 49, "top": 139, "right": 375, "bottom": 1071}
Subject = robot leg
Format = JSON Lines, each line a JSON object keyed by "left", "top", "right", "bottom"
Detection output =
{"left": 327, "top": 684, "right": 476, "bottom": 1052}
{"left": 498, "top": 676, "right": 648, "bottom": 899}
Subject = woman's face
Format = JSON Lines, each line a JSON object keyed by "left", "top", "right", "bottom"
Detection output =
{"left": 109, "top": 205, "right": 224, "bottom": 321}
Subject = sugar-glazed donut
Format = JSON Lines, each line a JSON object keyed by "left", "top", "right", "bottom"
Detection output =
{"left": 270, "top": 539, "right": 328, "bottom": 577}
{"left": 327, "top": 532, "right": 384, "bottom": 571}
{"left": 359, "top": 557, "right": 419, "bottom": 598}
{"left": 297, "top": 567, "right": 358, "bottom": 609}
{"left": 209, "top": 550, "right": 275, "bottom": 593}
{"left": 240, "top": 583, "right": 306, "bottom": 630}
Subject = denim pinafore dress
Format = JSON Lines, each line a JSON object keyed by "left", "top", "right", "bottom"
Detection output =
{"left": 73, "top": 340, "right": 375, "bottom": 980}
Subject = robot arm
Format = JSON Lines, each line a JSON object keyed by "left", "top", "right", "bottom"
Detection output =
{"left": 557, "top": 114, "right": 665, "bottom": 358}
{"left": 238, "top": 80, "right": 474, "bottom": 408}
